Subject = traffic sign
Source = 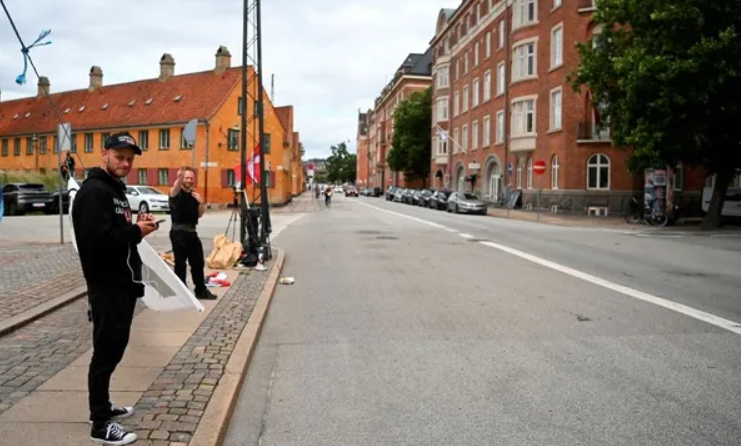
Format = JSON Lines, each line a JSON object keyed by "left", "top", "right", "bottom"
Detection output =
{"left": 533, "top": 160, "right": 547, "bottom": 176}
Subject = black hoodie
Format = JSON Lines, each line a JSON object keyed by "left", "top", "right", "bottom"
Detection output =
{"left": 72, "top": 167, "right": 145, "bottom": 299}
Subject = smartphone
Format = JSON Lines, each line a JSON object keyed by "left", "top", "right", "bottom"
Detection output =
{"left": 156, "top": 219, "right": 166, "bottom": 226}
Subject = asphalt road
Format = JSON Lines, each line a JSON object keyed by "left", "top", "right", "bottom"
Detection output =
{"left": 224, "top": 195, "right": 741, "bottom": 446}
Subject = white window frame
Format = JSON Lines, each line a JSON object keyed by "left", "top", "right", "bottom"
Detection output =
{"left": 527, "top": 158, "right": 533, "bottom": 189}
{"left": 473, "top": 78, "right": 480, "bottom": 107}
{"left": 551, "top": 24, "right": 563, "bottom": 69}
{"left": 472, "top": 120, "right": 479, "bottom": 149}
{"left": 551, "top": 156, "right": 559, "bottom": 189}
{"left": 497, "top": 63, "right": 505, "bottom": 95}
{"left": 486, "top": 32, "right": 492, "bottom": 58}
{"left": 550, "top": 86, "right": 562, "bottom": 131}
{"left": 512, "top": 98, "right": 536, "bottom": 136}
{"left": 454, "top": 91, "right": 460, "bottom": 116}
{"left": 159, "top": 129, "right": 170, "bottom": 150}
{"left": 587, "top": 153, "right": 611, "bottom": 190}
{"left": 498, "top": 20, "right": 505, "bottom": 49}
{"left": 463, "top": 84, "right": 469, "bottom": 112}
{"left": 483, "top": 115, "right": 491, "bottom": 147}
{"left": 515, "top": 0, "right": 537, "bottom": 28}
{"left": 438, "top": 66, "right": 449, "bottom": 88}
{"left": 462, "top": 125, "right": 468, "bottom": 152}
{"left": 517, "top": 160, "right": 523, "bottom": 189}
{"left": 483, "top": 70, "right": 492, "bottom": 101}
{"left": 496, "top": 110, "right": 504, "bottom": 144}
{"left": 553, "top": 0, "right": 562, "bottom": 9}
{"left": 453, "top": 128, "right": 460, "bottom": 153}
{"left": 513, "top": 40, "right": 537, "bottom": 81}
{"left": 437, "top": 136, "right": 448, "bottom": 155}
{"left": 464, "top": 52, "right": 469, "bottom": 73}
{"left": 474, "top": 42, "right": 479, "bottom": 67}
{"left": 436, "top": 98, "right": 449, "bottom": 122}
{"left": 476, "top": 2, "right": 481, "bottom": 24}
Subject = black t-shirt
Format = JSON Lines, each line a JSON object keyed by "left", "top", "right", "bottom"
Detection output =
{"left": 169, "top": 190, "right": 199, "bottom": 225}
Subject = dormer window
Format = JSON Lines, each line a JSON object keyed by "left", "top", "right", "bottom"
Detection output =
{"left": 128, "top": 100, "right": 136, "bottom": 107}
{"left": 64, "top": 108, "right": 70, "bottom": 114}
{"left": 102, "top": 103, "right": 109, "bottom": 110}
{"left": 79, "top": 106, "right": 85, "bottom": 112}
{"left": 13, "top": 114, "right": 18, "bottom": 119}
{"left": 25, "top": 112, "right": 31, "bottom": 118}
{"left": 174, "top": 95, "right": 183, "bottom": 102}
{"left": 145, "top": 98, "right": 153, "bottom": 105}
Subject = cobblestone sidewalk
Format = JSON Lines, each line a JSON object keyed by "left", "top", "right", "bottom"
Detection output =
{"left": 123, "top": 262, "right": 271, "bottom": 445}
{"left": 0, "top": 243, "right": 84, "bottom": 323}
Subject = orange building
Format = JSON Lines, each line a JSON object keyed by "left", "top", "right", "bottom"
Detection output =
{"left": 0, "top": 46, "right": 304, "bottom": 206}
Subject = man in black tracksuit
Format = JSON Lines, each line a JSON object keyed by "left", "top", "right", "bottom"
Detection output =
{"left": 169, "top": 167, "right": 216, "bottom": 300}
{"left": 72, "top": 132, "right": 158, "bottom": 445}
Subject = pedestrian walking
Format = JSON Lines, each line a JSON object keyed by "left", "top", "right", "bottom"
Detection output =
{"left": 65, "top": 151, "right": 76, "bottom": 179}
{"left": 325, "top": 185, "right": 333, "bottom": 207}
{"left": 169, "top": 167, "right": 216, "bottom": 300}
{"left": 72, "top": 132, "right": 158, "bottom": 445}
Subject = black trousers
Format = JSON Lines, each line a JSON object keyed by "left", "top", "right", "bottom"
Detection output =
{"left": 170, "top": 230, "right": 206, "bottom": 294}
{"left": 88, "top": 293, "right": 137, "bottom": 425}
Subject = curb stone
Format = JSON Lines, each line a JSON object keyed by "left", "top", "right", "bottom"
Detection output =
{"left": 0, "top": 285, "right": 87, "bottom": 337}
{"left": 188, "top": 249, "right": 285, "bottom": 446}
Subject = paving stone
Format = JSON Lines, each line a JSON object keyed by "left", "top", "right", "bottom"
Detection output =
{"left": 150, "top": 430, "right": 170, "bottom": 440}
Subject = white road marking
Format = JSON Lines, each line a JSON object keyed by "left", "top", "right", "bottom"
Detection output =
{"left": 355, "top": 199, "right": 741, "bottom": 336}
{"left": 459, "top": 233, "right": 474, "bottom": 239}
{"left": 270, "top": 213, "right": 306, "bottom": 240}
{"left": 445, "top": 228, "right": 459, "bottom": 233}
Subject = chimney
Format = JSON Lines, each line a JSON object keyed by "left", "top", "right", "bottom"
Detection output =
{"left": 37, "top": 76, "right": 50, "bottom": 98}
{"left": 215, "top": 46, "right": 231, "bottom": 75}
{"left": 89, "top": 66, "right": 103, "bottom": 92}
{"left": 159, "top": 53, "right": 175, "bottom": 81}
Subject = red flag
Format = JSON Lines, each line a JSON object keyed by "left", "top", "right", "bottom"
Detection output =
{"left": 234, "top": 145, "right": 261, "bottom": 185}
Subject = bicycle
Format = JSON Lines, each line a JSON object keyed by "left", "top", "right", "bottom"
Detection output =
{"left": 625, "top": 197, "right": 669, "bottom": 227}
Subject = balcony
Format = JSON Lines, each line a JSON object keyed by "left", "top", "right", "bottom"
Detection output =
{"left": 509, "top": 133, "right": 537, "bottom": 153}
{"left": 577, "top": 122, "right": 611, "bottom": 143}
{"left": 434, "top": 154, "right": 448, "bottom": 165}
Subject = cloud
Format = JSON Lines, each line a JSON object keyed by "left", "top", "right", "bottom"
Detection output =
{"left": 0, "top": 0, "right": 459, "bottom": 159}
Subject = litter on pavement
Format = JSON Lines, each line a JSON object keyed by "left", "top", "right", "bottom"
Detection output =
{"left": 279, "top": 277, "right": 295, "bottom": 285}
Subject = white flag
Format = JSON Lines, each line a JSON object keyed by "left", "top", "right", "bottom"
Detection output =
{"left": 436, "top": 127, "right": 448, "bottom": 141}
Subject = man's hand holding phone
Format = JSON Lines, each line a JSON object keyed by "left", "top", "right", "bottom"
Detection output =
{"left": 137, "top": 220, "right": 158, "bottom": 237}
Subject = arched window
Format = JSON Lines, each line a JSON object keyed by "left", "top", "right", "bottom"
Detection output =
{"left": 516, "top": 160, "right": 523, "bottom": 189}
{"left": 526, "top": 158, "right": 533, "bottom": 189}
{"left": 551, "top": 155, "right": 559, "bottom": 189}
{"left": 587, "top": 154, "right": 610, "bottom": 190}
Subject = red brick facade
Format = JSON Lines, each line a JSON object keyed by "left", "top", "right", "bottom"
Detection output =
{"left": 356, "top": 110, "right": 370, "bottom": 187}
{"left": 430, "top": 0, "right": 705, "bottom": 214}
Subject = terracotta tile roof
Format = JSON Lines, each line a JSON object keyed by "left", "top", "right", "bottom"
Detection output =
{"left": 0, "top": 67, "right": 243, "bottom": 137}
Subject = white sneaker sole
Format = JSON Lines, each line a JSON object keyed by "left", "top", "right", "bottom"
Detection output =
{"left": 90, "top": 432, "right": 137, "bottom": 445}
{"left": 88, "top": 408, "right": 135, "bottom": 424}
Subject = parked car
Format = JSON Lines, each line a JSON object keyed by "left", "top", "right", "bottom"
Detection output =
{"left": 428, "top": 190, "right": 449, "bottom": 210}
{"left": 393, "top": 188, "right": 405, "bottom": 203}
{"left": 47, "top": 188, "right": 70, "bottom": 214}
{"left": 125, "top": 185, "right": 170, "bottom": 213}
{"left": 402, "top": 189, "right": 416, "bottom": 204}
{"left": 386, "top": 186, "right": 398, "bottom": 201}
{"left": 346, "top": 186, "right": 359, "bottom": 197}
{"left": 372, "top": 187, "right": 383, "bottom": 197}
{"left": 447, "top": 192, "right": 488, "bottom": 215}
{"left": 415, "top": 189, "right": 434, "bottom": 207}
{"left": 1, "top": 183, "right": 54, "bottom": 215}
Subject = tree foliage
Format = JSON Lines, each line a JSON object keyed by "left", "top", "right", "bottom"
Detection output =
{"left": 389, "top": 87, "right": 432, "bottom": 186}
{"left": 326, "top": 142, "right": 357, "bottom": 184}
{"left": 570, "top": 0, "right": 741, "bottom": 228}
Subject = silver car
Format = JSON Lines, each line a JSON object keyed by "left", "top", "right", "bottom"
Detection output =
{"left": 447, "top": 192, "right": 487, "bottom": 215}
{"left": 125, "top": 185, "right": 171, "bottom": 213}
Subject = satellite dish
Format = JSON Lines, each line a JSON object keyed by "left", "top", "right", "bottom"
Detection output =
{"left": 183, "top": 119, "right": 198, "bottom": 145}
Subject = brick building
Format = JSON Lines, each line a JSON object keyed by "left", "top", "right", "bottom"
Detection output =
{"left": 0, "top": 46, "right": 304, "bottom": 206}
{"left": 367, "top": 49, "right": 433, "bottom": 189}
{"left": 429, "top": 0, "right": 705, "bottom": 215}
{"left": 356, "top": 109, "right": 370, "bottom": 187}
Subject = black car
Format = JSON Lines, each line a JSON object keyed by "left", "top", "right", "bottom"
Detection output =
{"left": 417, "top": 189, "right": 434, "bottom": 207}
{"left": 2, "top": 183, "right": 55, "bottom": 215}
{"left": 47, "top": 188, "right": 70, "bottom": 214}
{"left": 372, "top": 187, "right": 383, "bottom": 197}
{"left": 386, "top": 186, "right": 398, "bottom": 201}
{"left": 428, "top": 190, "right": 449, "bottom": 210}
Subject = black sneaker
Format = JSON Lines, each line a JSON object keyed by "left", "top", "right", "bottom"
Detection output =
{"left": 89, "top": 403, "right": 134, "bottom": 424}
{"left": 90, "top": 421, "right": 137, "bottom": 445}
{"left": 196, "top": 289, "right": 217, "bottom": 300}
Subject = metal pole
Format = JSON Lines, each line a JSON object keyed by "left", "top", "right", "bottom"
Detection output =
{"left": 239, "top": 0, "right": 248, "bottom": 245}
{"left": 204, "top": 121, "right": 210, "bottom": 206}
{"left": 256, "top": 0, "right": 272, "bottom": 252}
{"left": 56, "top": 141, "right": 64, "bottom": 244}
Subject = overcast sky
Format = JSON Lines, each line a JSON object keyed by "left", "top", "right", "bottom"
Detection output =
{"left": 0, "top": 0, "right": 458, "bottom": 159}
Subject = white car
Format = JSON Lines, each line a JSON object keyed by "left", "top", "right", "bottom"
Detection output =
{"left": 125, "top": 185, "right": 170, "bottom": 213}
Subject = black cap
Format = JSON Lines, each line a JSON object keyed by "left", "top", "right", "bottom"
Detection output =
{"left": 104, "top": 132, "right": 142, "bottom": 155}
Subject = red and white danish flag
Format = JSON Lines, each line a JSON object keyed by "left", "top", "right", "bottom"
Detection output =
{"left": 233, "top": 144, "right": 261, "bottom": 185}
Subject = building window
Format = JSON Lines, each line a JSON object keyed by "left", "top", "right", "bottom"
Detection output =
{"left": 53, "top": 135, "right": 58, "bottom": 154}
{"left": 498, "top": 20, "right": 505, "bottom": 49}
{"left": 513, "top": 41, "right": 536, "bottom": 80}
{"left": 159, "top": 129, "right": 170, "bottom": 150}
{"left": 13, "top": 138, "right": 20, "bottom": 156}
{"left": 39, "top": 136, "right": 47, "bottom": 154}
{"left": 517, "top": 160, "right": 523, "bottom": 189}
{"left": 484, "top": 71, "right": 492, "bottom": 101}
{"left": 551, "top": 25, "right": 563, "bottom": 68}
{"left": 527, "top": 158, "right": 533, "bottom": 189}
{"left": 496, "top": 110, "right": 504, "bottom": 144}
{"left": 436, "top": 98, "right": 449, "bottom": 122}
{"left": 453, "top": 128, "right": 460, "bottom": 153}
{"left": 139, "top": 131, "right": 149, "bottom": 151}
{"left": 84, "top": 133, "right": 94, "bottom": 153}
{"left": 463, "top": 84, "right": 469, "bottom": 112}
{"left": 226, "top": 169, "right": 236, "bottom": 186}
{"left": 454, "top": 91, "right": 460, "bottom": 116}
{"left": 474, "top": 42, "right": 479, "bottom": 66}
{"left": 550, "top": 88, "right": 562, "bottom": 130}
{"left": 485, "top": 32, "right": 492, "bottom": 59}
{"left": 1, "top": 139, "right": 7, "bottom": 157}
{"left": 438, "top": 66, "right": 449, "bottom": 88}
{"left": 587, "top": 154, "right": 611, "bottom": 190}
{"left": 181, "top": 127, "right": 194, "bottom": 150}
{"left": 238, "top": 97, "right": 245, "bottom": 115}
{"left": 456, "top": 59, "right": 460, "bottom": 79}
{"left": 512, "top": 99, "right": 536, "bottom": 135}
{"left": 70, "top": 134, "right": 77, "bottom": 153}
{"left": 158, "top": 168, "right": 169, "bottom": 185}
{"left": 483, "top": 116, "right": 491, "bottom": 146}
{"left": 101, "top": 132, "right": 110, "bottom": 149}
{"left": 138, "top": 169, "right": 147, "bottom": 185}
{"left": 464, "top": 52, "right": 469, "bottom": 73}
{"left": 472, "top": 120, "right": 479, "bottom": 149}
{"left": 228, "top": 129, "right": 239, "bottom": 151}
{"left": 673, "top": 163, "right": 683, "bottom": 191}
{"left": 553, "top": 0, "right": 562, "bottom": 8}
{"left": 437, "top": 136, "right": 447, "bottom": 155}
{"left": 473, "top": 79, "right": 480, "bottom": 107}
{"left": 497, "top": 63, "right": 505, "bottom": 95}
{"left": 515, "top": 0, "right": 537, "bottom": 28}
{"left": 551, "top": 156, "right": 559, "bottom": 189}
{"left": 26, "top": 137, "right": 33, "bottom": 155}
{"left": 263, "top": 133, "right": 271, "bottom": 154}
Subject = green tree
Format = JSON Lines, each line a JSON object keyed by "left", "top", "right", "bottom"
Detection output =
{"left": 392, "top": 87, "right": 432, "bottom": 186}
{"left": 570, "top": 0, "right": 741, "bottom": 228}
{"left": 345, "top": 153, "right": 357, "bottom": 183}
{"left": 325, "top": 142, "right": 357, "bottom": 184}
